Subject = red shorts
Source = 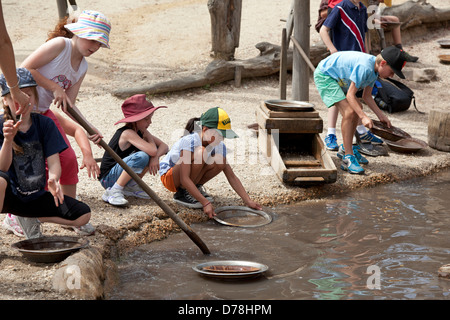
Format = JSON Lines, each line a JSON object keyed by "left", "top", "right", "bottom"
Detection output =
{"left": 42, "top": 110, "right": 79, "bottom": 185}
{"left": 160, "top": 168, "right": 177, "bottom": 192}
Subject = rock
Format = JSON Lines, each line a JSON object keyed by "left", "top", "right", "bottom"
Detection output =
{"left": 438, "top": 264, "right": 450, "bottom": 279}
{"left": 402, "top": 67, "right": 437, "bottom": 82}
{"left": 52, "top": 247, "right": 106, "bottom": 299}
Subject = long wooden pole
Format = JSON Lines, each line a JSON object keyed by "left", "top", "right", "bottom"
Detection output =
{"left": 292, "top": 0, "right": 310, "bottom": 101}
{"left": 66, "top": 107, "right": 211, "bottom": 255}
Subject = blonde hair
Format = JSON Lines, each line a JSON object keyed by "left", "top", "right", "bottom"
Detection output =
{"left": 375, "top": 54, "right": 384, "bottom": 65}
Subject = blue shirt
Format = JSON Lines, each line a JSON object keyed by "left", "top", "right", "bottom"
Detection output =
{"left": 324, "top": 0, "right": 368, "bottom": 52}
{"left": 159, "top": 132, "right": 227, "bottom": 176}
{"left": 0, "top": 113, "right": 68, "bottom": 202}
{"left": 318, "top": 51, "right": 378, "bottom": 92}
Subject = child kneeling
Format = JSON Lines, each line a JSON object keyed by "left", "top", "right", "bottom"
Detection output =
{"left": 99, "top": 94, "right": 168, "bottom": 206}
{"left": 0, "top": 68, "right": 91, "bottom": 239}
{"left": 159, "top": 107, "right": 261, "bottom": 219}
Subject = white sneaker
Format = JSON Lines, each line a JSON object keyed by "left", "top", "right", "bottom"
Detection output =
{"left": 102, "top": 188, "right": 129, "bottom": 206}
{"left": 2, "top": 214, "right": 25, "bottom": 237}
{"left": 123, "top": 183, "right": 150, "bottom": 199}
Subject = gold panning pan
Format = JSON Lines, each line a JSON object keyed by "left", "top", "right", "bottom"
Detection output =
{"left": 371, "top": 120, "right": 412, "bottom": 142}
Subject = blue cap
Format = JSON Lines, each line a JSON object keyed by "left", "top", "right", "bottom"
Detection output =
{"left": 0, "top": 68, "right": 37, "bottom": 97}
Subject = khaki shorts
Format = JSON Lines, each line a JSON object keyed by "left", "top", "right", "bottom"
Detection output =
{"left": 314, "top": 68, "right": 347, "bottom": 108}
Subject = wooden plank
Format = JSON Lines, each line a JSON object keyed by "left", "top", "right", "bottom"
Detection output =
{"left": 264, "top": 117, "right": 323, "bottom": 133}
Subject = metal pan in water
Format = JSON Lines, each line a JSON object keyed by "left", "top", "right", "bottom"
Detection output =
{"left": 213, "top": 206, "right": 273, "bottom": 228}
{"left": 193, "top": 260, "right": 269, "bottom": 280}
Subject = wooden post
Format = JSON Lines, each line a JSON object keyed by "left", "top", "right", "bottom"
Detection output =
{"left": 208, "top": 0, "right": 242, "bottom": 61}
{"left": 292, "top": 0, "right": 310, "bottom": 101}
{"left": 56, "top": 0, "right": 78, "bottom": 19}
{"left": 279, "top": 28, "right": 287, "bottom": 100}
{"left": 428, "top": 110, "right": 450, "bottom": 152}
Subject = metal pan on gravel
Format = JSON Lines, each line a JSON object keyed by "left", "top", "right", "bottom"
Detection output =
{"left": 384, "top": 138, "right": 427, "bottom": 153}
{"left": 11, "top": 236, "right": 89, "bottom": 263}
{"left": 264, "top": 100, "right": 315, "bottom": 112}
{"left": 437, "top": 39, "right": 450, "bottom": 48}
{"left": 371, "top": 120, "right": 412, "bottom": 141}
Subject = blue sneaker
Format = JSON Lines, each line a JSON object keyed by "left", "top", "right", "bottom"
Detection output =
{"left": 341, "top": 154, "right": 365, "bottom": 174}
{"left": 325, "top": 134, "right": 339, "bottom": 151}
{"left": 359, "top": 131, "right": 383, "bottom": 144}
{"left": 337, "top": 144, "right": 369, "bottom": 165}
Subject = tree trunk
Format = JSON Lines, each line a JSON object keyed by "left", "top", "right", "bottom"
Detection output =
{"left": 428, "top": 110, "right": 450, "bottom": 152}
{"left": 208, "top": 0, "right": 242, "bottom": 60}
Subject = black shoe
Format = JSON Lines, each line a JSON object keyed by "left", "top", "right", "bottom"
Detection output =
{"left": 196, "top": 184, "right": 213, "bottom": 202}
{"left": 173, "top": 188, "right": 202, "bottom": 209}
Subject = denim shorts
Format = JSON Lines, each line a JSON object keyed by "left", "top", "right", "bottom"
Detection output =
{"left": 100, "top": 151, "right": 150, "bottom": 189}
{"left": 314, "top": 68, "right": 347, "bottom": 108}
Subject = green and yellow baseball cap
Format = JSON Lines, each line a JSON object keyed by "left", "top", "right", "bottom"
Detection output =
{"left": 199, "top": 107, "right": 238, "bottom": 139}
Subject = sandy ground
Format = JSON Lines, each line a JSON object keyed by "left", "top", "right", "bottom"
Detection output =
{"left": 0, "top": 0, "right": 449, "bottom": 299}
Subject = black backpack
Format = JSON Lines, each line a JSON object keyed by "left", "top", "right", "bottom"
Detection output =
{"left": 373, "top": 78, "right": 423, "bottom": 114}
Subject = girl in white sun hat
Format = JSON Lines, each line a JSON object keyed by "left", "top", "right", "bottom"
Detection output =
{"left": 21, "top": 10, "right": 111, "bottom": 199}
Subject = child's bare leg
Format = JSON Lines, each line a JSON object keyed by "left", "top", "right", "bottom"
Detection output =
{"left": 61, "top": 184, "right": 77, "bottom": 198}
{"left": 39, "top": 212, "right": 91, "bottom": 228}
{"left": 335, "top": 99, "right": 358, "bottom": 155}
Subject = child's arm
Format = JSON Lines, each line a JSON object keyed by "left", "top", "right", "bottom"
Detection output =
{"left": 362, "top": 86, "right": 391, "bottom": 128}
{"left": 46, "top": 153, "right": 64, "bottom": 206}
{"left": 54, "top": 111, "right": 100, "bottom": 179}
{"left": 0, "top": 119, "right": 19, "bottom": 171}
{"left": 21, "top": 38, "right": 68, "bottom": 106}
{"left": 346, "top": 82, "right": 373, "bottom": 128}
{"left": 222, "top": 163, "right": 262, "bottom": 211}
{"left": 145, "top": 133, "right": 169, "bottom": 176}
{"left": 319, "top": 25, "right": 338, "bottom": 54}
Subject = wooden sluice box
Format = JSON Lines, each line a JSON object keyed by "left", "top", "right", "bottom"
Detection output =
{"left": 256, "top": 100, "right": 337, "bottom": 185}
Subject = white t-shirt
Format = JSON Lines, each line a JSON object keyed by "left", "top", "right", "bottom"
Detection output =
{"left": 159, "top": 132, "right": 227, "bottom": 176}
{"left": 36, "top": 37, "right": 88, "bottom": 112}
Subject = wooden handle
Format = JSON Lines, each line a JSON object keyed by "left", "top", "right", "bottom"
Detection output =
{"left": 66, "top": 107, "right": 211, "bottom": 255}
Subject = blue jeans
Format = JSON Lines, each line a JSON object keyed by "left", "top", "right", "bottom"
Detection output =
{"left": 100, "top": 151, "right": 150, "bottom": 189}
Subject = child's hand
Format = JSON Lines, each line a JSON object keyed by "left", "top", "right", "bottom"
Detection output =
{"left": 88, "top": 128, "right": 104, "bottom": 146}
{"left": 245, "top": 199, "right": 262, "bottom": 211}
{"left": 80, "top": 156, "right": 100, "bottom": 179}
{"left": 52, "top": 87, "right": 73, "bottom": 112}
{"left": 2, "top": 120, "right": 21, "bottom": 141}
{"left": 378, "top": 113, "right": 391, "bottom": 128}
{"left": 361, "top": 116, "right": 373, "bottom": 129}
{"left": 47, "top": 178, "right": 64, "bottom": 207}
{"left": 203, "top": 202, "right": 216, "bottom": 219}
{"left": 148, "top": 157, "right": 160, "bottom": 176}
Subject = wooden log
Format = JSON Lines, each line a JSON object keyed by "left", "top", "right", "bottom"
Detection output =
{"left": 428, "top": 110, "right": 450, "bottom": 152}
{"left": 368, "top": 1, "right": 450, "bottom": 53}
{"left": 208, "top": 0, "right": 242, "bottom": 60}
{"left": 113, "top": 43, "right": 329, "bottom": 98}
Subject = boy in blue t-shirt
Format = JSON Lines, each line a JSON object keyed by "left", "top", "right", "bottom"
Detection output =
{"left": 314, "top": 46, "right": 408, "bottom": 174}
{"left": 0, "top": 68, "right": 91, "bottom": 238}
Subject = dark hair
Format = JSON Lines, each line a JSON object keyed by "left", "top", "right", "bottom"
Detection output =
{"left": 184, "top": 117, "right": 201, "bottom": 135}
{"left": 46, "top": 16, "right": 75, "bottom": 42}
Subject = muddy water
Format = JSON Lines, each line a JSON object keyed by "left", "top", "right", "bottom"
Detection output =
{"left": 109, "top": 170, "right": 450, "bottom": 300}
